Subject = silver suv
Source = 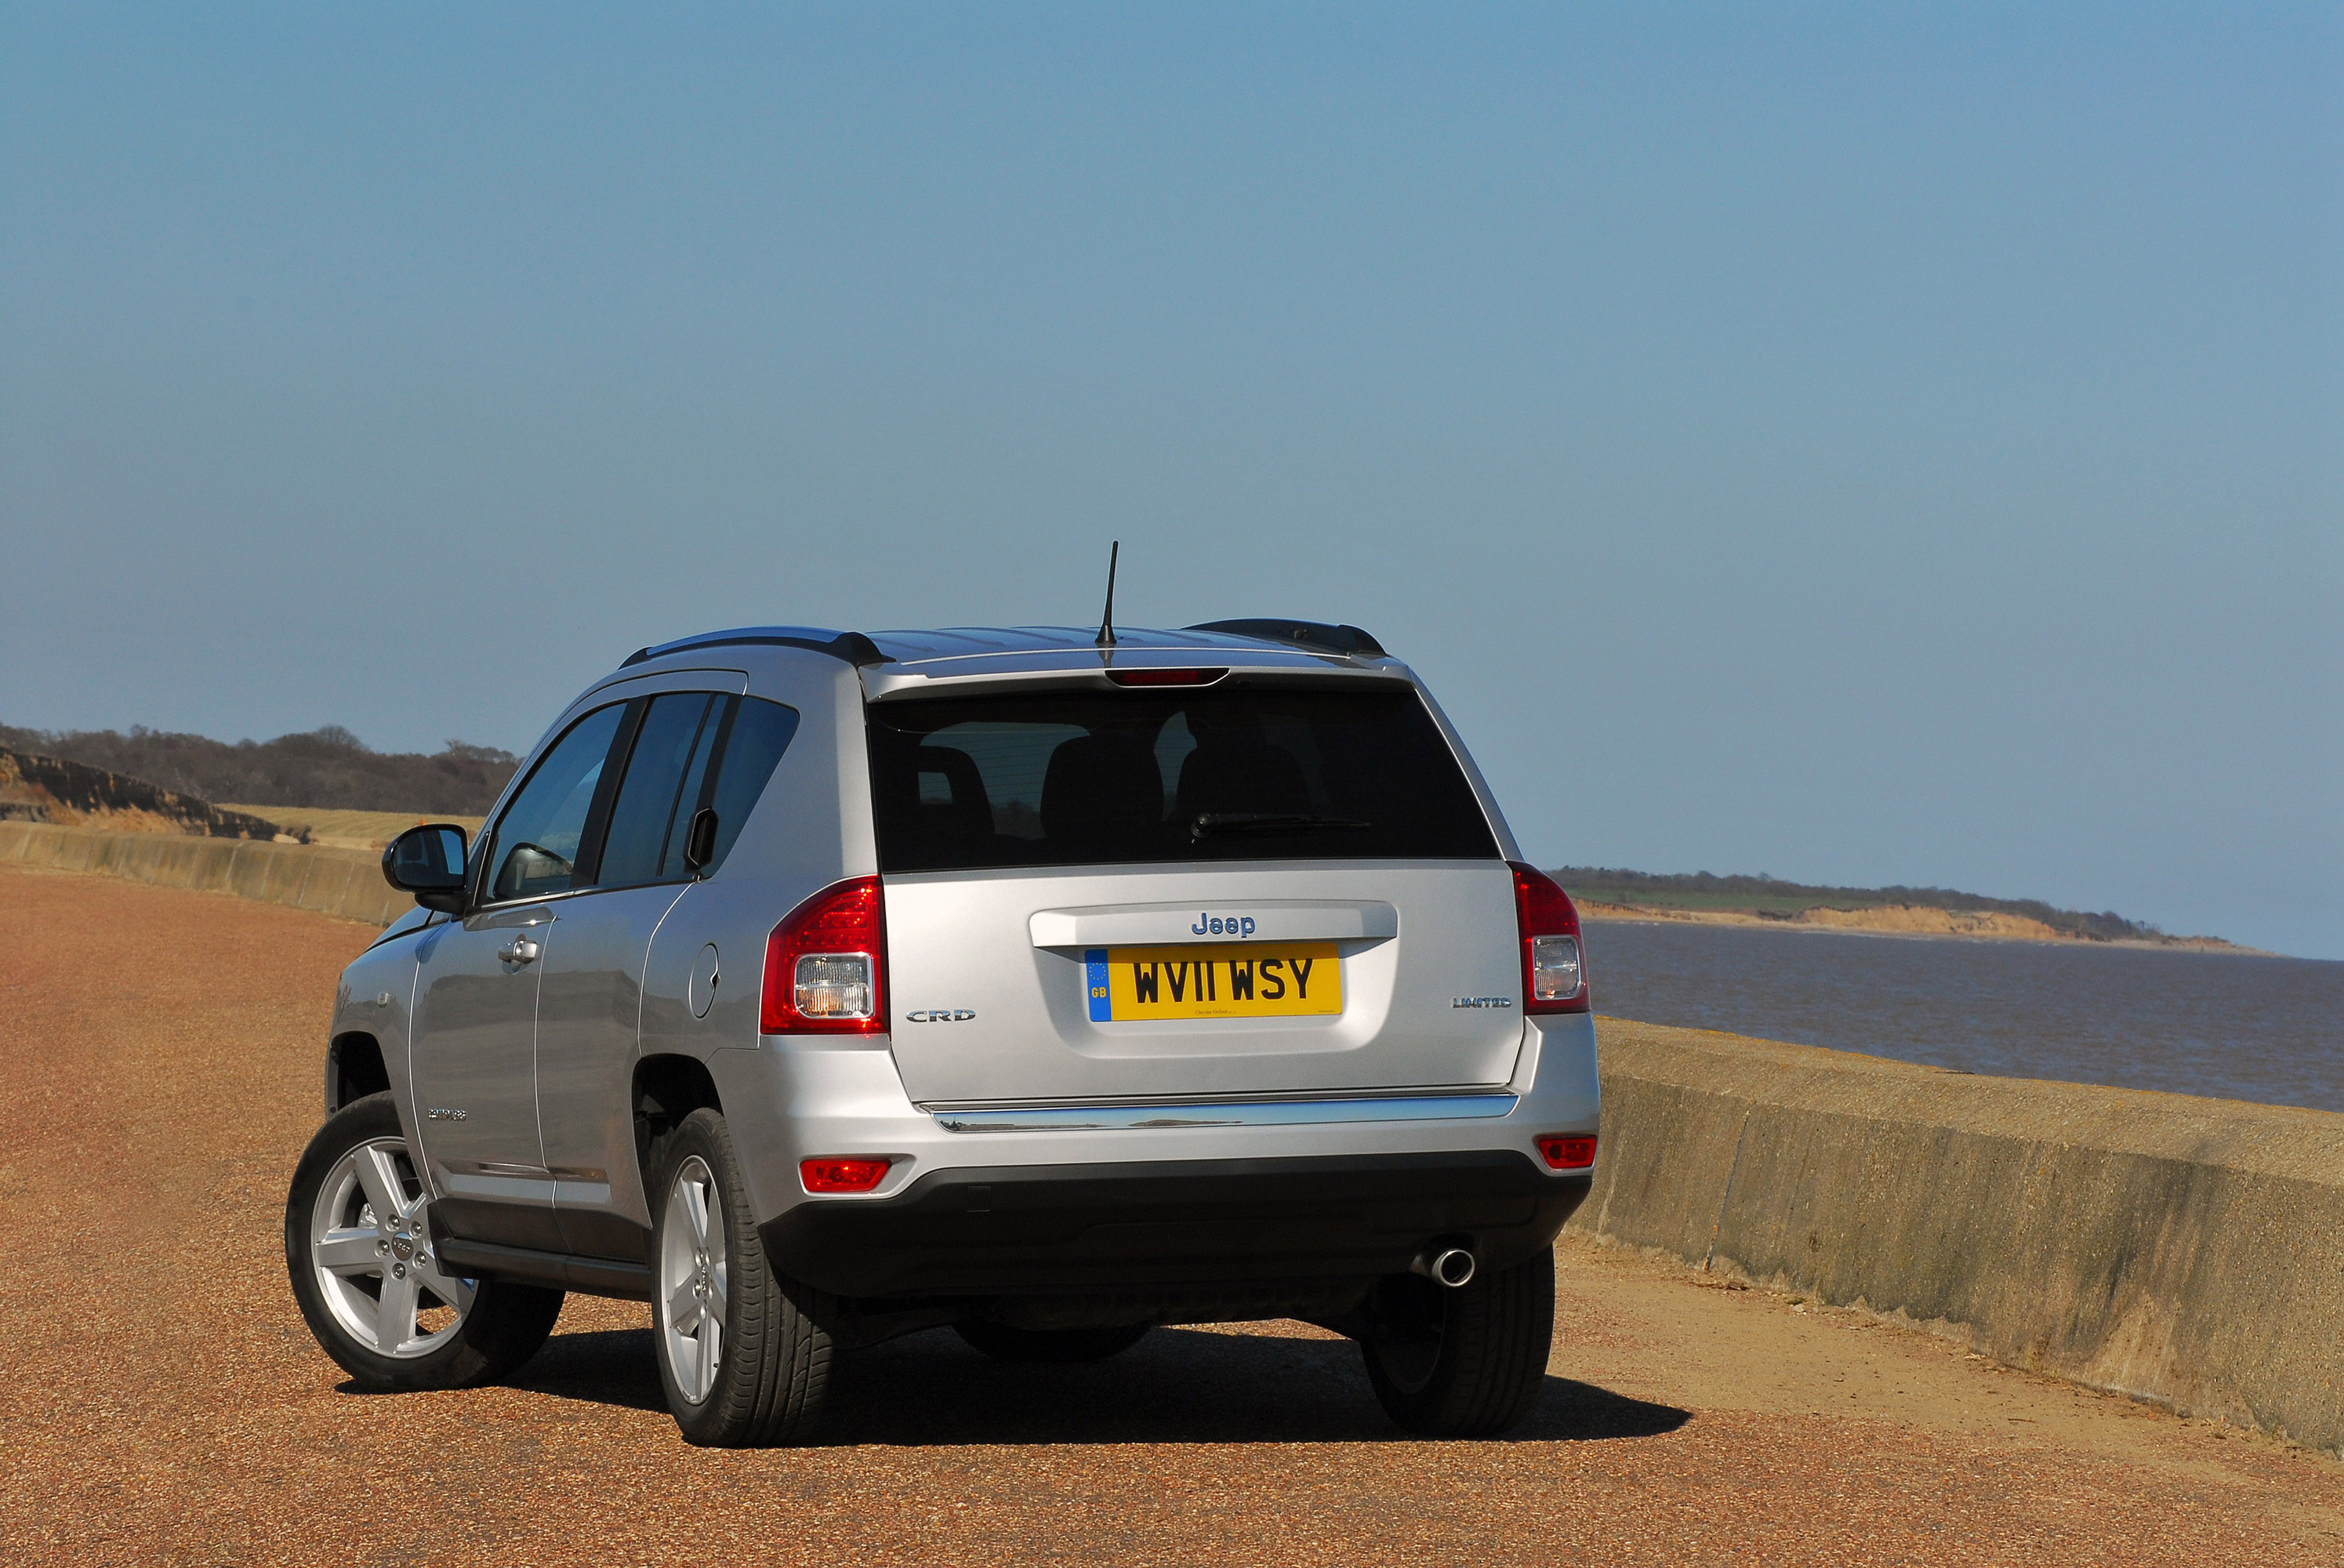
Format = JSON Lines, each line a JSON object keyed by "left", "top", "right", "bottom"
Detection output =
{"left": 284, "top": 621, "right": 1600, "bottom": 1445}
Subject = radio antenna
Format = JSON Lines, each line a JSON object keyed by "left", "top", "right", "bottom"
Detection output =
{"left": 1094, "top": 540, "right": 1120, "bottom": 648}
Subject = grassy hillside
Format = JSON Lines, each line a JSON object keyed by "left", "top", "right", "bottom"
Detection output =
{"left": 216, "top": 805, "right": 485, "bottom": 851}
{"left": 1554, "top": 867, "right": 2164, "bottom": 943}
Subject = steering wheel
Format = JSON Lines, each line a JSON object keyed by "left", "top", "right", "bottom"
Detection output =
{"left": 505, "top": 841, "right": 572, "bottom": 876}
{"left": 494, "top": 841, "right": 575, "bottom": 900}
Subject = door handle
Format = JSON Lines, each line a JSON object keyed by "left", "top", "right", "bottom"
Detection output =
{"left": 498, "top": 937, "right": 542, "bottom": 966}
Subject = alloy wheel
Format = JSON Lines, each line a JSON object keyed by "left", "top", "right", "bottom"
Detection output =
{"left": 308, "top": 1136, "right": 475, "bottom": 1358}
{"left": 659, "top": 1155, "right": 728, "bottom": 1404}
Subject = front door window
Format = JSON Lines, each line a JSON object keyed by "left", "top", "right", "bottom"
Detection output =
{"left": 485, "top": 705, "right": 626, "bottom": 902}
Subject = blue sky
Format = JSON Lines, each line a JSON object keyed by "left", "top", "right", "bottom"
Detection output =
{"left": 2, "top": 5, "right": 2338, "bottom": 956}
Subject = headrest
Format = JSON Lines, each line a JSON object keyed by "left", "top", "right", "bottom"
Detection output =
{"left": 1041, "top": 734, "right": 1163, "bottom": 851}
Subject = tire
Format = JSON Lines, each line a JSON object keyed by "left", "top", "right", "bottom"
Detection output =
{"left": 651, "top": 1109, "right": 834, "bottom": 1446}
{"left": 956, "top": 1322, "right": 1153, "bottom": 1363}
{"left": 1361, "top": 1248, "right": 1555, "bottom": 1436}
{"left": 284, "top": 1092, "right": 564, "bottom": 1392}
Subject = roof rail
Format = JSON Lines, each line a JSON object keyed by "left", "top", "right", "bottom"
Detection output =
{"left": 621, "top": 629, "right": 888, "bottom": 669}
{"left": 1186, "top": 619, "right": 1388, "bottom": 658}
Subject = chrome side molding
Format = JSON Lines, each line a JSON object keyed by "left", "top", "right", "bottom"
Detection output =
{"left": 931, "top": 1092, "right": 1519, "bottom": 1134}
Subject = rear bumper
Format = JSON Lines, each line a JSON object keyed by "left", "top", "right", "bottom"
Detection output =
{"left": 759, "top": 1149, "right": 1588, "bottom": 1299}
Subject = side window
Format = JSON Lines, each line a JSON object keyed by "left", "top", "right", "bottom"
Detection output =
{"left": 655, "top": 705, "right": 726, "bottom": 880}
{"left": 692, "top": 697, "right": 800, "bottom": 876}
{"left": 597, "top": 693, "right": 718, "bottom": 889}
{"left": 484, "top": 705, "right": 627, "bottom": 903}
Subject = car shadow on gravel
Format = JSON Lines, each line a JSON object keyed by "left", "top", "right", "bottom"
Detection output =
{"left": 493, "top": 1323, "right": 1690, "bottom": 1446}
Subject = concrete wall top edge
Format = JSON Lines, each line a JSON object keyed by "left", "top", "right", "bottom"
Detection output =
{"left": 0, "top": 820, "right": 379, "bottom": 866}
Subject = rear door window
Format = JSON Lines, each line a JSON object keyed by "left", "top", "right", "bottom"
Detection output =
{"left": 868, "top": 684, "right": 1498, "bottom": 873}
{"left": 596, "top": 693, "right": 720, "bottom": 888}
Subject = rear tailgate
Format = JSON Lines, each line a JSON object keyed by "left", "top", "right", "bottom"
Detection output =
{"left": 884, "top": 861, "right": 1523, "bottom": 1105}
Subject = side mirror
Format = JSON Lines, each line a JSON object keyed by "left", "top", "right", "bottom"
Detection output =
{"left": 383, "top": 824, "right": 470, "bottom": 913}
{"left": 682, "top": 808, "right": 719, "bottom": 874}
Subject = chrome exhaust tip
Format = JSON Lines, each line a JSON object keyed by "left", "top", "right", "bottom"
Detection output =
{"left": 1411, "top": 1246, "right": 1476, "bottom": 1288}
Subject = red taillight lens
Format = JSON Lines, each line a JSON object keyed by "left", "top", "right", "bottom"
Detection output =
{"left": 1509, "top": 861, "right": 1588, "bottom": 1014}
{"left": 1537, "top": 1134, "right": 1598, "bottom": 1171}
{"left": 800, "top": 1156, "right": 891, "bottom": 1193}
{"left": 1104, "top": 667, "right": 1227, "bottom": 687}
{"left": 761, "top": 876, "right": 887, "bottom": 1035}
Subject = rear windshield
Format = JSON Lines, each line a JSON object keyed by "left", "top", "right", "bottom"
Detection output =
{"left": 867, "top": 683, "right": 1499, "bottom": 872}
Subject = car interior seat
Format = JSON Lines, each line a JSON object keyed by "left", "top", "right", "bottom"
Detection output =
{"left": 1040, "top": 733, "right": 1164, "bottom": 858}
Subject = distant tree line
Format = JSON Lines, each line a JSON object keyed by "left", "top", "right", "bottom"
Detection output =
{"left": 1551, "top": 866, "right": 2158, "bottom": 942}
{"left": 0, "top": 721, "right": 519, "bottom": 815}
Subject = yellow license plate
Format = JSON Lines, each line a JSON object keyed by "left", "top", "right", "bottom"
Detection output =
{"left": 1085, "top": 942, "right": 1341, "bottom": 1022}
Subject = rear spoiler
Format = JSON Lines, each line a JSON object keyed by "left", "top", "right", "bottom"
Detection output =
{"left": 622, "top": 629, "right": 888, "bottom": 669}
{"left": 1185, "top": 619, "right": 1388, "bottom": 658}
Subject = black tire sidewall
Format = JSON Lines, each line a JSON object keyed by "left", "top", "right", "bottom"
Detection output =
{"left": 651, "top": 1108, "right": 831, "bottom": 1446}
{"left": 1362, "top": 1249, "right": 1555, "bottom": 1436}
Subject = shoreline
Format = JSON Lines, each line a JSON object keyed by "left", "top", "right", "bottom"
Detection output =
{"left": 1575, "top": 900, "right": 2273, "bottom": 956}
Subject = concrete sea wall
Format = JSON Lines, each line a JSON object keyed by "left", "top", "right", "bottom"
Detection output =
{"left": 3, "top": 824, "right": 2335, "bottom": 1454}
{"left": 1572, "top": 1018, "right": 2344, "bottom": 1457}
{"left": 0, "top": 821, "right": 406, "bottom": 925}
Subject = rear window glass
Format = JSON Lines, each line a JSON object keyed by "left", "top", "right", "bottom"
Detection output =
{"left": 867, "top": 684, "right": 1498, "bottom": 872}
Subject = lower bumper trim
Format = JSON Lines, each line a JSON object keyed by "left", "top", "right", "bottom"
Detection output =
{"left": 760, "top": 1149, "right": 1587, "bottom": 1300}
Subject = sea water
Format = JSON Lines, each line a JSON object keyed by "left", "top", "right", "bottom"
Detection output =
{"left": 1583, "top": 919, "right": 2344, "bottom": 1113}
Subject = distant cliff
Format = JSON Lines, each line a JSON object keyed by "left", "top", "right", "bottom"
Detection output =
{"left": 0, "top": 721, "right": 517, "bottom": 815}
{"left": 1558, "top": 866, "right": 2239, "bottom": 949}
{"left": 0, "top": 749, "right": 283, "bottom": 839}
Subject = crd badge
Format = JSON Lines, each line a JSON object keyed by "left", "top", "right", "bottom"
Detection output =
{"left": 905, "top": 1009, "right": 978, "bottom": 1024}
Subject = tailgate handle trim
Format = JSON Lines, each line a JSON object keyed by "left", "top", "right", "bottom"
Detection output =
{"left": 1030, "top": 901, "right": 1399, "bottom": 949}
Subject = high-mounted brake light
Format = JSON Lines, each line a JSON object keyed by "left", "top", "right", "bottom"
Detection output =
{"left": 1509, "top": 861, "right": 1589, "bottom": 1014}
{"left": 800, "top": 1156, "right": 891, "bottom": 1193}
{"left": 761, "top": 876, "right": 887, "bottom": 1034}
{"left": 1537, "top": 1134, "right": 1598, "bottom": 1171}
{"left": 1105, "top": 667, "right": 1227, "bottom": 688}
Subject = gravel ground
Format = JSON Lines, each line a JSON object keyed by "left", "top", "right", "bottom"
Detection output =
{"left": 2, "top": 861, "right": 2337, "bottom": 1566}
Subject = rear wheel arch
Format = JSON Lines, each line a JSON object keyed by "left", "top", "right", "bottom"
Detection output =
{"left": 633, "top": 1054, "right": 724, "bottom": 1214}
{"left": 326, "top": 1032, "right": 391, "bottom": 1112}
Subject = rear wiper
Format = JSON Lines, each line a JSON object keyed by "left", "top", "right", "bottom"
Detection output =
{"left": 1190, "top": 812, "right": 1373, "bottom": 840}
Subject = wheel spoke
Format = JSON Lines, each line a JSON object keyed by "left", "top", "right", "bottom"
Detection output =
{"left": 354, "top": 1145, "right": 411, "bottom": 1222}
{"left": 315, "top": 1227, "right": 383, "bottom": 1274}
{"left": 681, "top": 1178, "right": 709, "bottom": 1250}
{"left": 691, "top": 1319, "right": 721, "bottom": 1399}
{"left": 666, "top": 1281, "right": 702, "bottom": 1336}
{"left": 706, "top": 1259, "right": 728, "bottom": 1320}
{"left": 410, "top": 1252, "right": 475, "bottom": 1318}
{"left": 376, "top": 1269, "right": 421, "bottom": 1352}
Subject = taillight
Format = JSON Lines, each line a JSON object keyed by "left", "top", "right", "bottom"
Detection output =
{"left": 761, "top": 876, "right": 887, "bottom": 1035}
{"left": 1509, "top": 861, "right": 1588, "bottom": 1014}
{"left": 800, "top": 1156, "right": 891, "bottom": 1193}
{"left": 1538, "top": 1134, "right": 1598, "bottom": 1171}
